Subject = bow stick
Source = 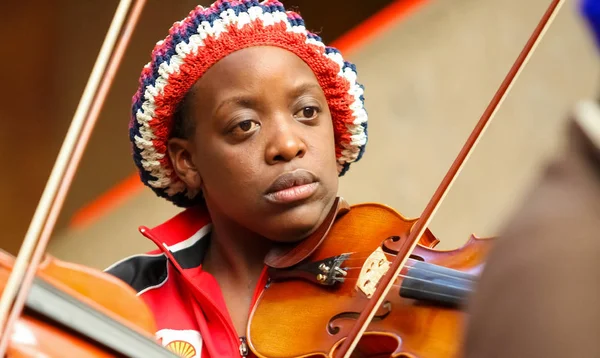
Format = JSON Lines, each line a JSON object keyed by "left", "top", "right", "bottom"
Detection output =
{"left": 335, "top": 0, "right": 565, "bottom": 356}
{"left": 0, "top": 0, "right": 147, "bottom": 353}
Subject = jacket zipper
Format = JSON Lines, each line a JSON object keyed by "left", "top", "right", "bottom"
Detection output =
{"left": 139, "top": 227, "right": 243, "bottom": 356}
{"left": 140, "top": 227, "right": 269, "bottom": 357}
{"left": 239, "top": 336, "right": 249, "bottom": 357}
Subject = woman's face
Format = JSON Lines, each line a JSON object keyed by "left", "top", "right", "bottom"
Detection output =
{"left": 169, "top": 46, "right": 339, "bottom": 242}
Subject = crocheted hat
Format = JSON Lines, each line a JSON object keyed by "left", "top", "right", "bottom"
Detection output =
{"left": 129, "top": 0, "right": 368, "bottom": 207}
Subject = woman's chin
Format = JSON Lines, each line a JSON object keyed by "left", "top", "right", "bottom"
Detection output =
{"left": 268, "top": 222, "right": 321, "bottom": 243}
{"left": 262, "top": 195, "right": 337, "bottom": 243}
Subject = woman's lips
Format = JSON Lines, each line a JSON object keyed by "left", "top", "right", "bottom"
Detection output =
{"left": 264, "top": 182, "right": 319, "bottom": 204}
{"left": 264, "top": 169, "right": 319, "bottom": 204}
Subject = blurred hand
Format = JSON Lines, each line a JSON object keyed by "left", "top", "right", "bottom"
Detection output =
{"left": 581, "top": 0, "right": 600, "bottom": 49}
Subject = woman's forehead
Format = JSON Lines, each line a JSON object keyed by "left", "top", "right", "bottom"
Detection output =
{"left": 192, "top": 46, "right": 322, "bottom": 99}
{"left": 208, "top": 46, "right": 316, "bottom": 81}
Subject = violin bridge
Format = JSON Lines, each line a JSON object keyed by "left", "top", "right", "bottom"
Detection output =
{"left": 356, "top": 247, "right": 392, "bottom": 298}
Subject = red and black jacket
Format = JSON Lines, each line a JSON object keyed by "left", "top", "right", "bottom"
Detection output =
{"left": 105, "top": 205, "right": 267, "bottom": 358}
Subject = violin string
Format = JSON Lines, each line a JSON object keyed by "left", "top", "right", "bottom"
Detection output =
{"left": 335, "top": 252, "right": 414, "bottom": 265}
{"left": 332, "top": 268, "right": 474, "bottom": 289}
{"left": 332, "top": 253, "right": 476, "bottom": 282}
{"left": 339, "top": 274, "right": 472, "bottom": 291}
{"left": 338, "top": 251, "right": 425, "bottom": 263}
{"left": 300, "top": 279, "right": 467, "bottom": 303}
{"left": 380, "top": 283, "right": 467, "bottom": 299}
{"left": 341, "top": 266, "right": 474, "bottom": 282}
{"left": 387, "top": 284, "right": 466, "bottom": 301}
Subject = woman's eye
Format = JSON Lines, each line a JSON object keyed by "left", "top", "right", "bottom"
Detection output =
{"left": 232, "top": 120, "right": 260, "bottom": 134}
{"left": 238, "top": 120, "right": 253, "bottom": 131}
{"left": 295, "top": 106, "right": 319, "bottom": 120}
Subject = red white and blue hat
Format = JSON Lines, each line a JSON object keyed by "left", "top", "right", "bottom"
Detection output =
{"left": 129, "top": 0, "right": 368, "bottom": 207}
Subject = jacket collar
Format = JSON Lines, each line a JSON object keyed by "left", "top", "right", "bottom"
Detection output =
{"left": 140, "top": 204, "right": 213, "bottom": 269}
{"left": 139, "top": 205, "right": 243, "bottom": 356}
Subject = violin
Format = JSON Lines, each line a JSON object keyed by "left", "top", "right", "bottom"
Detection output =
{"left": 250, "top": 198, "right": 492, "bottom": 358}
{"left": 0, "top": 249, "right": 178, "bottom": 357}
{"left": 0, "top": 0, "right": 564, "bottom": 357}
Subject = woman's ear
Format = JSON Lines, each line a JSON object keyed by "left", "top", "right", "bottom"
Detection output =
{"left": 167, "top": 138, "right": 203, "bottom": 194}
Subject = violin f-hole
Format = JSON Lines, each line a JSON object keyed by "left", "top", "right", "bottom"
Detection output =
{"left": 327, "top": 301, "right": 392, "bottom": 335}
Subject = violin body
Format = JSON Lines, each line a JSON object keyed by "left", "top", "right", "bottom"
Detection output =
{"left": 248, "top": 202, "right": 493, "bottom": 358}
{"left": 0, "top": 250, "right": 159, "bottom": 357}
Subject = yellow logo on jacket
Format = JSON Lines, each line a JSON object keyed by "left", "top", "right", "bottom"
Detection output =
{"left": 166, "top": 340, "right": 196, "bottom": 357}
{"left": 156, "top": 329, "right": 202, "bottom": 358}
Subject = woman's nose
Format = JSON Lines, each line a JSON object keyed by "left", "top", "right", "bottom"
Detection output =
{"left": 264, "top": 120, "right": 307, "bottom": 164}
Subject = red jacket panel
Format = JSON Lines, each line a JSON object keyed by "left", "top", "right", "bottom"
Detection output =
{"left": 105, "top": 205, "right": 267, "bottom": 358}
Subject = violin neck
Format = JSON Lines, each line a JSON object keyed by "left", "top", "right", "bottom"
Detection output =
{"left": 399, "top": 261, "right": 476, "bottom": 309}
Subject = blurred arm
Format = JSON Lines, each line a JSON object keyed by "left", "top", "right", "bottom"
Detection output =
{"left": 462, "top": 103, "right": 600, "bottom": 358}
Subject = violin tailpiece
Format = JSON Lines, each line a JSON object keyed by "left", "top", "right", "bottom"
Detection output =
{"left": 266, "top": 254, "right": 350, "bottom": 286}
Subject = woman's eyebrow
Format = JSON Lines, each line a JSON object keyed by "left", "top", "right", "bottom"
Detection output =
{"left": 214, "top": 96, "right": 256, "bottom": 115}
{"left": 289, "top": 82, "right": 322, "bottom": 98}
{"left": 213, "top": 83, "right": 322, "bottom": 115}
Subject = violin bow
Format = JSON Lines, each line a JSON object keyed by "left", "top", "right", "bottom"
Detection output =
{"left": 0, "top": 0, "right": 147, "bottom": 353}
{"left": 335, "top": 0, "right": 565, "bottom": 357}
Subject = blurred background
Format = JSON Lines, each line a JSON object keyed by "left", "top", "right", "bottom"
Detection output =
{"left": 0, "top": 0, "right": 597, "bottom": 269}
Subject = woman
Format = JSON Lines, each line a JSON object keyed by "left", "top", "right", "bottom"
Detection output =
{"left": 106, "top": 1, "right": 368, "bottom": 356}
